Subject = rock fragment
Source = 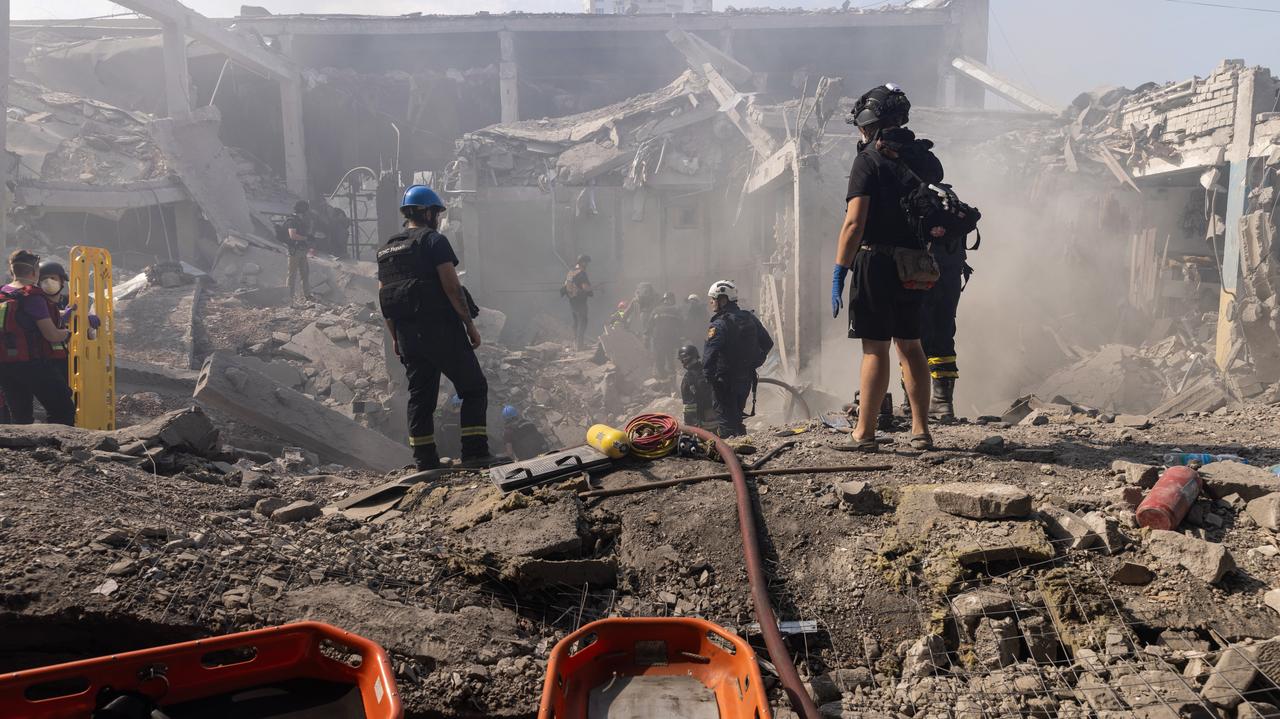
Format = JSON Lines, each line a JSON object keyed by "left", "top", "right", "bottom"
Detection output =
{"left": 933, "top": 483, "right": 1032, "bottom": 520}
{"left": 1147, "top": 529, "right": 1234, "bottom": 584}
{"left": 271, "top": 500, "right": 323, "bottom": 523}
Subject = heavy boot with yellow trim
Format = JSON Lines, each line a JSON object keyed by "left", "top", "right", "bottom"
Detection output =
{"left": 927, "top": 355, "right": 959, "bottom": 420}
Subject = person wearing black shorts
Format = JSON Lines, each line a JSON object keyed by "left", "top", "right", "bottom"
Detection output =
{"left": 831, "top": 84, "right": 940, "bottom": 451}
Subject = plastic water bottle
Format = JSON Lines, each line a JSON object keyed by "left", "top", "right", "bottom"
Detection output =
{"left": 1163, "top": 453, "right": 1245, "bottom": 467}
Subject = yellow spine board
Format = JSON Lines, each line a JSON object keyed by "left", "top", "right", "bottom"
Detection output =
{"left": 68, "top": 247, "right": 116, "bottom": 430}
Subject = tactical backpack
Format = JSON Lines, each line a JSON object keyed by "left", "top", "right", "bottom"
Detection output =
{"left": 0, "top": 287, "right": 36, "bottom": 363}
{"left": 899, "top": 166, "right": 982, "bottom": 251}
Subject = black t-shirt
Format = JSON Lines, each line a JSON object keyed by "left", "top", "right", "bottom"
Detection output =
{"left": 845, "top": 148, "right": 917, "bottom": 249}
{"left": 419, "top": 231, "right": 460, "bottom": 273}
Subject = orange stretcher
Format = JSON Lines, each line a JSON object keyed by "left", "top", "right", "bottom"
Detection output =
{"left": 538, "top": 617, "right": 771, "bottom": 719}
{"left": 0, "top": 621, "right": 402, "bottom": 719}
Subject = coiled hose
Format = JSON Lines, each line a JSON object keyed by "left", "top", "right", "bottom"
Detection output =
{"left": 680, "top": 424, "right": 820, "bottom": 718}
{"left": 624, "top": 413, "right": 681, "bottom": 459}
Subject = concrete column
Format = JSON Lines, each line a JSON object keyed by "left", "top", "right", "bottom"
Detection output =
{"left": 0, "top": 0, "right": 9, "bottom": 261}
{"left": 173, "top": 200, "right": 199, "bottom": 263}
{"left": 954, "top": 0, "right": 989, "bottom": 108}
{"left": 498, "top": 31, "right": 519, "bottom": 124}
{"left": 1214, "top": 68, "right": 1262, "bottom": 370}
{"left": 276, "top": 34, "right": 310, "bottom": 200}
{"left": 161, "top": 20, "right": 191, "bottom": 117}
{"left": 792, "top": 154, "right": 822, "bottom": 379}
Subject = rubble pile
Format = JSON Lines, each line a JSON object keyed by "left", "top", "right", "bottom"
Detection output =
{"left": 6, "top": 380, "right": 1280, "bottom": 716}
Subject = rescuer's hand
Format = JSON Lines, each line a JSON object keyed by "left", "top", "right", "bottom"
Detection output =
{"left": 831, "top": 264, "right": 849, "bottom": 318}
{"left": 467, "top": 323, "right": 482, "bottom": 349}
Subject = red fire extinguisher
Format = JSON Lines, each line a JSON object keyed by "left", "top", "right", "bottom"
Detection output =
{"left": 1136, "top": 466, "right": 1202, "bottom": 530}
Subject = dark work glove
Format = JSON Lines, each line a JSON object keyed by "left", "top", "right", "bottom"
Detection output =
{"left": 832, "top": 264, "right": 850, "bottom": 318}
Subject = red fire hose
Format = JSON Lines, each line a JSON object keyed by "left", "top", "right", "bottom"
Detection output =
{"left": 681, "top": 424, "right": 820, "bottom": 719}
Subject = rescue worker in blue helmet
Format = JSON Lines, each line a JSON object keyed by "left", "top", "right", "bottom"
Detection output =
{"left": 377, "top": 185, "right": 500, "bottom": 470}
{"left": 702, "top": 280, "right": 773, "bottom": 438}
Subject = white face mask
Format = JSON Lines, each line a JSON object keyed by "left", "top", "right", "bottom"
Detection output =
{"left": 39, "top": 278, "right": 62, "bottom": 295}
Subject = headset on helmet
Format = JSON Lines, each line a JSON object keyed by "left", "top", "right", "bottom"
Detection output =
{"left": 401, "top": 184, "right": 446, "bottom": 211}
{"left": 848, "top": 83, "right": 911, "bottom": 128}
{"left": 707, "top": 280, "right": 738, "bottom": 303}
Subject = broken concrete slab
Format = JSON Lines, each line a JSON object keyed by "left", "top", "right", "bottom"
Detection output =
{"left": 933, "top": 483, "right": 1032, "bottom": 520}
{"left": 282, "top": 322, "right": 366, "bottom": 379}
{"left": 972, "top": 616, "right": 1019, "bottom": 669}
{"left": 1032, "top": 345, "right": 1166, "bottom": 415}
{"left": 194, "top": 351, "right": 411, "bottom": 471}
{"left": 150, "top": 106, "right": 256, "bottom": 240}
{"left": 463, "top": 497, "right": 584, "bottom": 560}
{"left": 881, "top": 486, "right": 1055, "bottom": 593}
{"left": 1201, "top": 638, "right": 1280, "bottom": 709}
{"left": 599, "top": 327, "right": 649, "bottom": 381}
{"left": 1147, "top": 529, "right": 1235, "bottom": 584}
{"left": 115, "top": 358, "right": 200, "bottom": 396}
{"left": 114, "top": 283, "right": 203, "bottom": 370}
{"left": 282, "top": 583, "right": 527, "bottom": 666}
{"left": 113, "top": 407, "right": 219, "bottom": 457}
{"left": 1082, "top": 511, "right": 1129, "bottom": 554}
{"left": 1112, "top": 460, "right": 1160, "bottom": 488}
{"left": 271, "top": 500, "right": 322, "bottom": 523}
{"left": 1038, "top": 505, "right": 1099, "bottom": 552}
{"left": 213, "top": 235, "right": 379, "bottom": 306}
{"left": 1248, "top": 494, "right": 1280, "bottom": 531}
{"left": 949, "top": 588, "right": 1014, "bottom": 635}
{"left": 902, "top": 634, "right": 945, "bottom": 678}
{"left": 1200, "top": 461, "right": 1279, "bottom": 502}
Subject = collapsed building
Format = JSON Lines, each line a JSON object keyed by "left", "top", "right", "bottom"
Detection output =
{"left": 5, "top": 1, "right": 1280, "bottom": 718}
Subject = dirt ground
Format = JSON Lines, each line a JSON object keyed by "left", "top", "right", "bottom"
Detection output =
{"left": 3, "top": 395, "right": 1280, "bottom": 717}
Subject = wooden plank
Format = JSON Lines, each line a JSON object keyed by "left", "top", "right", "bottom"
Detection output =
{"left": 194, "top": 351, "right": 412, "bottom": 471}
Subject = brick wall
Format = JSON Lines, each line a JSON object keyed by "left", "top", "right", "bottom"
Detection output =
{"left": 1118, "top": 61, "right": 1242, "bottom": 143}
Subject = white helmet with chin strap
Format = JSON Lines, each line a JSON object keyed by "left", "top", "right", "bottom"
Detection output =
{"left": 707, "top": 280, "right": 738, "bottom": 303}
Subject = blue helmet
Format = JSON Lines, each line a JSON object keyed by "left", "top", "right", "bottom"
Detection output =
{"left": 502, "top": 405, "right": 519, "bottom": 421}
{"left": 401, "top": 184, "right": 445, "bottom": 210}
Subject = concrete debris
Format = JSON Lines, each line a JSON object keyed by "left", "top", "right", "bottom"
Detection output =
{"left": 1112, "top": 460, "right": 1160, "bottom": 488}
{"left": 1200, "top": 461, "right": 1280, "bottom": 502}
{"left": 1038, "top": 505, "right": 1099, "bottom": 552}
{"left": 932, "top": 483, "right": 1033, "bottom": 520}
{"left": 1147, "top": 529, "right": 1235, "bottom": 584}
{"left": 1248, "top": 494, "right": 1280, "bottom": 531}
{"left": 271, "top": 500, "right": 323, "bottom": 523}
{"left": 194, "top": 351, "right": 412, "bottom": 471}
{"left": 834, "top": 480, "right": 887, "bottom": 514}
{"left": 1081, "top": 511, "right": 1129, "bottom": 554}
{"left": 902, "top": 634, "right": 945, "bottom": 678}
{"left": 949, "top": 588, "right": 1013, "bottom": 636}
{"left": 1201, "top": 639, "right": 1280, "bottom": 709}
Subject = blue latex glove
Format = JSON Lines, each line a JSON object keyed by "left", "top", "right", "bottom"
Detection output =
{"left": 88, "top": 314, "right": 100, "bottom": 330}
{"left": 832, "top": 264, "right": 850, "bottom": 318}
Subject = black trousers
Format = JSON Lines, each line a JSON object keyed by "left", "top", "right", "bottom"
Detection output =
{"left": 0, "top": 360, "right": 76, "bottom": 426}
{"left": 711, "top": 375, "right": 752, "bottom": 438}
{"left": 920, "top": 261, "right": 963, "bottom": 380}
{"left": 397, "top": 318, "right": 489, "bottom": 464}
{"left": 570, "top": 299, "right": 589, "bottom": 349}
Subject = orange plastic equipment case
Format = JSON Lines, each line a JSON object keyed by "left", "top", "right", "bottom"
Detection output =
{"left": 537, "top": 617, "right": 771, "bottom": 719}
{"left": 0, "top": 621, "right": 402, "bottom": 719}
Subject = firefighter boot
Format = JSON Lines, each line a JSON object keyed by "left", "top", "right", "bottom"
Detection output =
{"left": 930, "top": 377, "right": 956, "bottom": 421}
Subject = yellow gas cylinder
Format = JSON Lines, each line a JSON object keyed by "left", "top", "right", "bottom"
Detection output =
{"left": 587, "top": 424, "right": 629, "bottom": 459}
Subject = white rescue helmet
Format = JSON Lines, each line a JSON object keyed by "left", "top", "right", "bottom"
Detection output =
{"left": 707, "top": 280, "right": 738, "bottom": 303}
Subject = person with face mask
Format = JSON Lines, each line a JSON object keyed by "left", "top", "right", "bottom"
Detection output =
{"left": 36, "top": 261, "right": 99, "bottom": 394}
{"left": 0, "top": 250, "right": 76, "bottom": 425}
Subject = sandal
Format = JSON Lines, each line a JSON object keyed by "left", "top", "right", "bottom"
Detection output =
{"left": 836, "top": 434, "right": 880, "bottom": 453}
{"left": 909, "top": 433, "right": 934, "bottom": 451}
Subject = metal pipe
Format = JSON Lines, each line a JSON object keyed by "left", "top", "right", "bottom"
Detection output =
{"left": 757, "top": 376, "right": 813, "bottom": 419}
{"left": 578, "top": 463, "right": 888, "bottom": 499}
{"left": 681, "top": 424, "right": 821, "bottom": 719}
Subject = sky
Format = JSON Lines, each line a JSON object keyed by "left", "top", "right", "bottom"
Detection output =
{"left": 10, "top": 0, "right": 1280, "bottom": 105}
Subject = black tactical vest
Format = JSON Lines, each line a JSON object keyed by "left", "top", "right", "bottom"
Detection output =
{"left": 377, "top": 228, "right": 448, "bottom": 321}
